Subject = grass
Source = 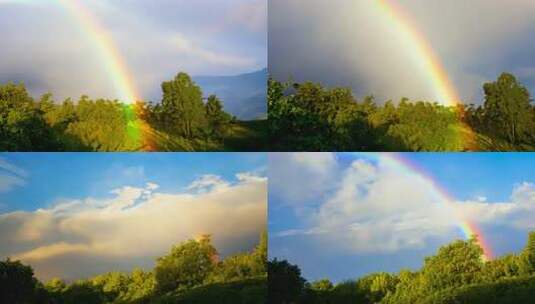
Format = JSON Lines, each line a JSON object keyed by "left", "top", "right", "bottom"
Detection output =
{"left": 223, "top": 120, "right": 268, "bottom": 151}
{"left": 130, "top": 119, "right": 267, "bottom": 152}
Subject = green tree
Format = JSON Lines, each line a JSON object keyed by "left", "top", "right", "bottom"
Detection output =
{"left": 421, "top": 236, "right": 485, "bottom": 292}
{"left": 90, "top": 271, "right": 130, "bottom": 301}
{"left": 355, "top": 272, "right": 398, "bottom": 303}
{"left": 483, "top": 73, "right": 534, "bottom": 145}
{"left": 310, "top": 279, "right": 333, "bottom": 292}
{"left": 59, "top": 281, "right": 106, "bottom": 304}
{"left": 0, "top": 83, "right": 57, "bottom": 151}
{"left": 154, "top": 235, "right": 218, "bottom": 293}
{"left": 253, "top": 230, "right": 268, "bottom": 274}
{"left": 207, "top": 231, "right": 267, "bottom": 283}
{"left": 45, "top": 277, "right": 67, "bottom": 293}
{"left": 122, "top": 268, "right": 156, "bottom": 302}
{"left": 0, "top": 258, "right": 40, "bottom": 304}
{"left": 519, "top": 231, "right": 535, "bottom": 275}
{"left": 268, "top": 259, "right": 306, "bottom": 304}
{"left": 482, "top": 254, "right": 521, "bottom": 281}
{"left": 161, "top": 72, "right": 207, "bottom": 138}
{"left": 205, "top": 94, "right": 231, "bottom": 138}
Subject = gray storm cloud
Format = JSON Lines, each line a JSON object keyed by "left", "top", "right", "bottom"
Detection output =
{"left": 0, "top": 0, "right": 266, "bottom": 102}
{"left": 269, "top": 0, "right": 535, "bottom": 104}
{"left": 0, "top": 174, "right": 267, "bottom": 281}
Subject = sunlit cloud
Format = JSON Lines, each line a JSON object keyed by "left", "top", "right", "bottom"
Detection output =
{"left": 272, "top": 153, "right": 535, "bottom": 255}
{"left": 0, "top": 173, "right": 267, "bottom": 281}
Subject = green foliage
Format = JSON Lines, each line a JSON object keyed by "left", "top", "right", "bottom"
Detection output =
{"left": 269, "top": 72, "right": 535, "bottom": 151}
{"left": 154, "top": 277, "right": 266, "bottom": 304}
{"left": 206, "top": 231, "right": 267, "bottom": 284}
{"left": 309, "top": 279, "right": 333, "bottom": 292}
{"left": 5, "top": 232, "right": 266, "bottom": 303}
{"left": 154, "top": 235, "right": 218, "bottom": 293}
{"left": 55, "top": 281, "right": 108, "bottom": 304}
{"left": 0, "top": 83, "right": 58, "bottom": 151}
{"left": 482, "top": 254, "right": 521, "bottom": 282}
{"left": 268, "top": 80, "right": 371, "bottom": 151}
{"left": 160, "top": 72, "right": 208, "bottom": 138}
{"left": 205, "top": 95, "right": 232, "bottom": 139}
{"left": 272, "top": 232, "right": 535, "bottom": 304}
{"left": 383, "top": 101, "right": 465, "bottom": 151}
{"left": 481, "top": 73, "right": 534, "bottom": 145}
{"left": 421, "top": 237, "right": 485, "bottom": 292}
{"left": 0, "top": 71, "right": 264, "bottom": 151}
{"left": 355, "top": 272, "right": 399, "bottom": 303}
{"left": 421, "top": 275, "right": 535, "bottom": 304}
{"left": 518, "top": 231, "right": 535, "bottom": 275}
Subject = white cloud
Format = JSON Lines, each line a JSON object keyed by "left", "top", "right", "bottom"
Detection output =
{"left": 0, "top": 175, "right": 25, "bottom": 193}
{"left": 269, "top": 153, "right": 338, "bottom": 205}
{"left": 0, "top": 173, "right": 267, "bottom": 281}
{"left": 452, "top": 182, "right": 535, "bottom": 230}
{"left": 0, "top": 157, "right": 28, "bottom": 177}
{"left": 0, "top": 157, "right": 27, "bottom": 193}
{"left": 274, "top": 154, "right": 535, "bottom": 254}
{"left": 170, "top": 33, "right": 256, "bottom": 67}
{"left": 186, "top": 175, "right": 230, "bottom": 194}
{"left": 146, "top": 182, "right": 159, "bottom": 191}
{"left": 0, "top": 1, "right": 265, "bottom": 102}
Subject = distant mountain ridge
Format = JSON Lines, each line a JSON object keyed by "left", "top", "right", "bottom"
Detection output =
{"left": 193, "top": 68, "right": 267, "bottom": 120}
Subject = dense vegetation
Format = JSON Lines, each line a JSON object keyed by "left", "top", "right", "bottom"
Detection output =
{"left": 269, "top": 73, "right": 535, "bottom": 151}
{"left": 0, "top": 72, "right": 267, "bottom": 152}
{"left": 268, "top": 232, "right": 535, "bottom": 304}
{"left": 0, "top": 232, "right": 267, "bottom": 304}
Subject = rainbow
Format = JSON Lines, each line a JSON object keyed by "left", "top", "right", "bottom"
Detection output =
{"left": 2, "top": 0, "right": 149, "bottom": 149}
{"left": 373, "top": 0, "right": 460, "bottom": 106}
{"left": 364, "top": 153, "right": 493, "bottom": 260}
{"left": 57, "top": 0, "right": 138, "bottom": 103}
{"left": 57, "top": 0, "right": 150, "bottom": 149}
{"left": 57, "top": 0, "right": 151, "bottom": 149}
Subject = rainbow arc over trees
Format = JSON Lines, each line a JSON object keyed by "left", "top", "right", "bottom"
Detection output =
{"left": 376, "top": 153, "right": 493, "bottom": 260}
{"left": 372, "top": 0, "right": 479, "bottom": 150}
{"left": 57, "top": 0, "right": 153, "bottom": 149}
{"left": 373, "top": 0, "right": 460, "bottom": 106}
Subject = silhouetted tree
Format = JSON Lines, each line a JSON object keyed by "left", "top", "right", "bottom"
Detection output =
{"left": 268, "top": 259, "right": 306, "bottom": 304}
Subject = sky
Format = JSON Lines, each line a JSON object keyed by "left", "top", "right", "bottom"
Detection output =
{"left": 269, "top": 0, "right": 535, "bottom": 105}
{"left": 0, "top": 153, "right": 267, "bottom": 281}
{"left": 0, "top": 0, "right": 266, "bottom": 102}
{"left": 269, "top": 153, "right": 535, "bottom": 282}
